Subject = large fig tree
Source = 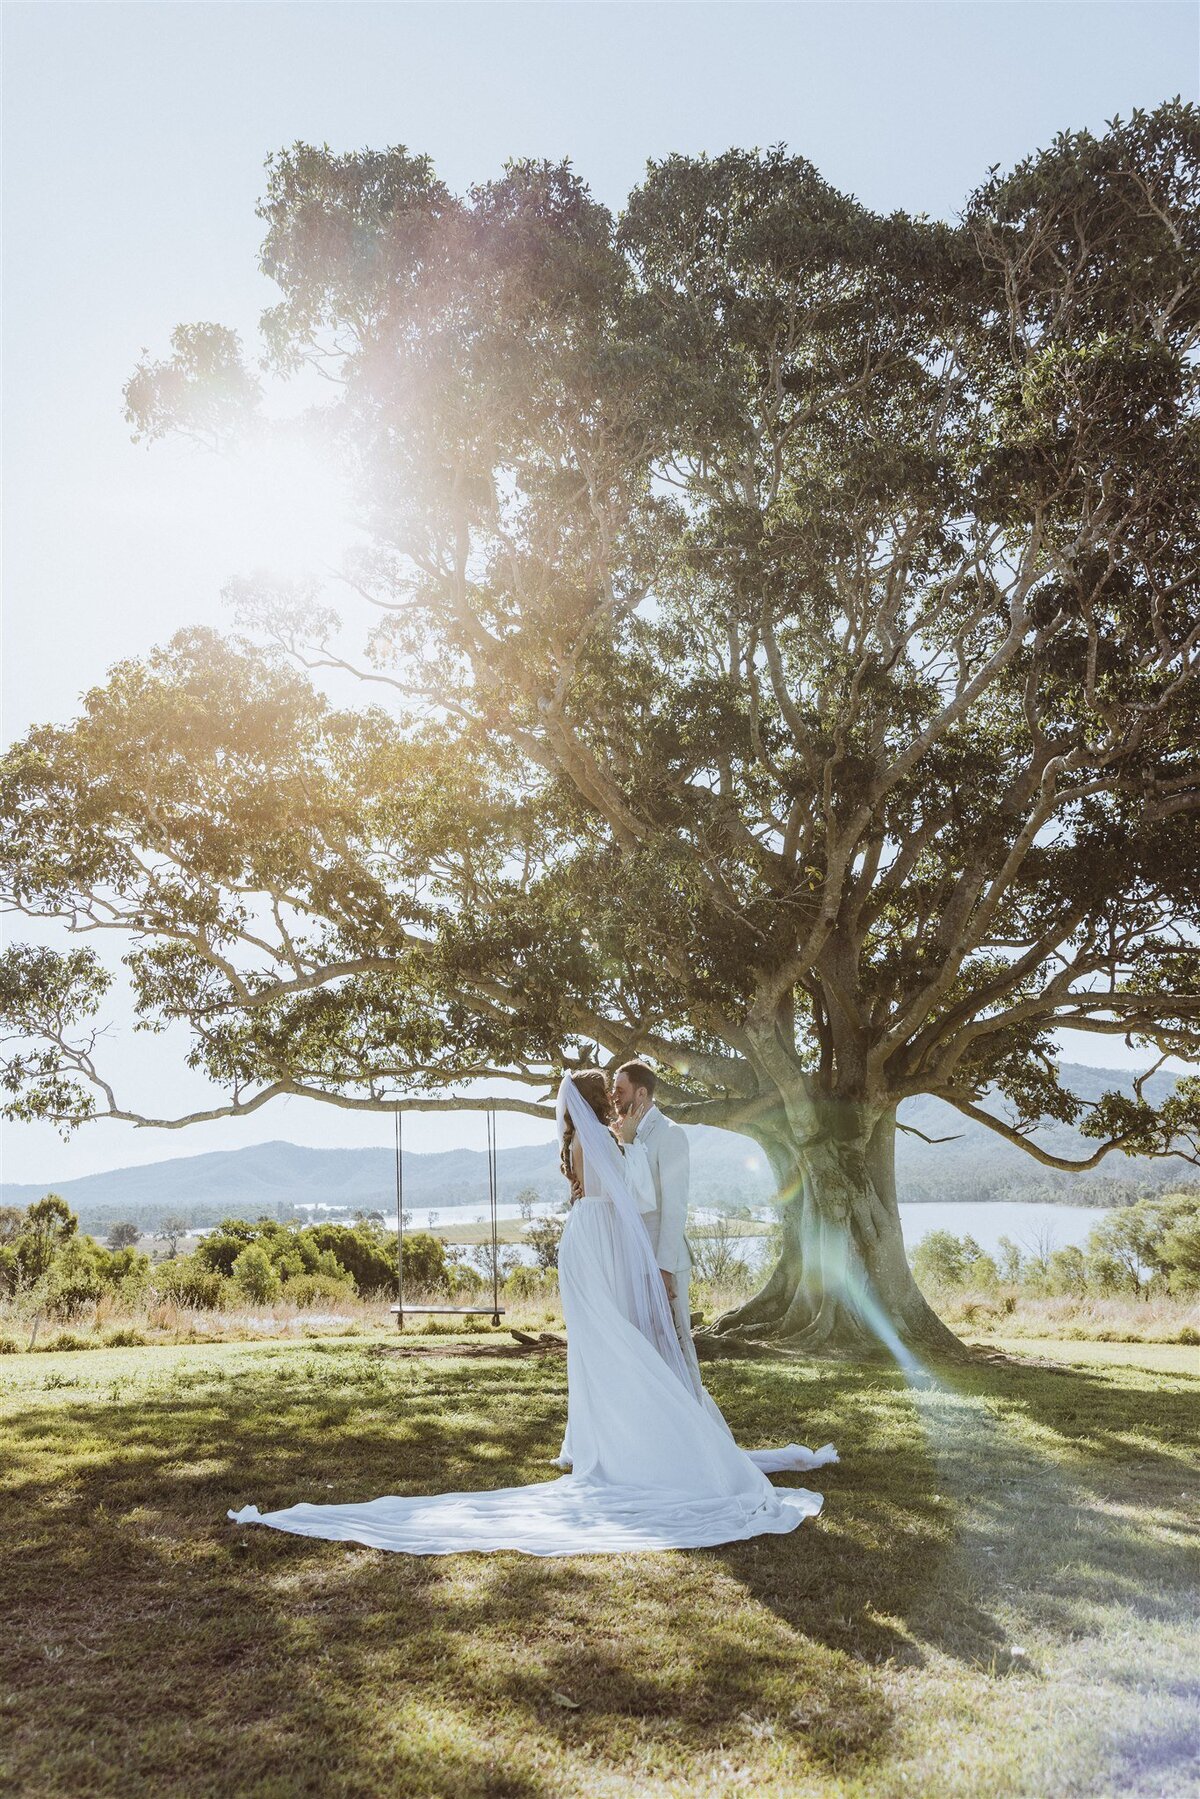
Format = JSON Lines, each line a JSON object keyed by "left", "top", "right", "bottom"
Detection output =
{"left": 4, "top": 106, "right": 1200, "bottom": 1354}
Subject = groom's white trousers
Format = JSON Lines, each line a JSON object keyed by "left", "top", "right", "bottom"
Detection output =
{"left": 669, "top": 1269, "right": 705, "bottom": 1391}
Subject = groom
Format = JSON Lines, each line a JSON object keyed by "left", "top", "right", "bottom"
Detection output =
{"left": 613, "top": 1060, "right": 704, "bottom": 1387}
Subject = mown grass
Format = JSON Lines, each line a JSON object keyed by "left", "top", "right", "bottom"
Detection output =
{"left": 1, "top": 1333, "right": 1196, "bottom": 1799}
{"left": 968, "top": 1336, "right": 1198, "bottom": 1375}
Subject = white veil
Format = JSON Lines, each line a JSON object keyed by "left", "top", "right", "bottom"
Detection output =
{"left": 225, "top": 1073, "right": 838, "bottom": 1553}
{"left": 555, "top": 1072, "right": 697, "bottom": 1395}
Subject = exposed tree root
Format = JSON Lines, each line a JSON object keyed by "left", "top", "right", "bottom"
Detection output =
{"left": 707, "top": 1121, "right": 970, "bottom": 1362}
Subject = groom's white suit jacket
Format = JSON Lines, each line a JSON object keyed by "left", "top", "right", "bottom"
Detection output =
{"left": 634, "top": 1105, "right": 691, "bottom": 1276}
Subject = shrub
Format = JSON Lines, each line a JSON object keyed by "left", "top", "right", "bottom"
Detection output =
{"left": 524, "top": 1212, "right": 566, "bottom": 1271}
{"left": 1045, "top": 1244, "right": 1089, "bottom": 1297}
{"left": 1161, "top": 1215, "right": 1200, "bottom": 1295}
{"left": 0, "top": 1337, "right": 18, "bottom": 1355}
{"left": 911, "top": 1230, "right": 999, "bottom": 1293}
{"left": 400, "top": 1232, "right": 449, "bottom": 1293}
{"left": 14, "top": 1194, "right": 77, "bottom": 1284}
{"left": 1083, "top": 1194, "right": 1200, "bottom": 1298}
{"left": 690, "top": 1217, "right": 754, "bottom": 1288}
{"left": 193, "top": 1220, "right": 268, "bottom": 1277}
{"left": 156, "top": 1257, "right": 227, "bottom": 1310}
{"left": 955, "top": 1297, "right": 1007, "bottom": 1329}
{"left": 45, "top": 1248, "right": 103, "bottom": 1319}
{"left": 446, "top": 1260, "right": 484, "bottom": 1298}
{"left": 285, "top": 1272, "right": 356, "bottom": 1308}
{"left": 304, "top": 1223, "right": 397, "bottom": 1294}
{"left": 41, "top": 1331, "right": 92, "bottom": 1353}
{"left": 230, "top": 1244, "right": 282, "bottom": 1304}
{"left": 470, "top": 1240, "right": 520, "bottom": 1290}
{"left": 103, "top": 1327, "right": 148, "bottom": 1348}
{"left": 504, "top": 1264, "right": 545, "bottom": 1303}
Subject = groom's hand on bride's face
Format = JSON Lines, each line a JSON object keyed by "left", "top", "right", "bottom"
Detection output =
{"left": 616, "top": 1089, "right": 649, "bottom": 1143}
{"left": 617, "top": 1097, "right": 644, "bottom": 1143}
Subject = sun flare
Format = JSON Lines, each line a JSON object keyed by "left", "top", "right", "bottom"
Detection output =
{"left": 148, "top": 420, "right": 364, "bottom": 587}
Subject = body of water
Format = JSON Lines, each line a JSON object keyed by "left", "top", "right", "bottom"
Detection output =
{"left": 896, "top": 1200, "right": 1111, "bottom": 1259}
{"left": 382, "top": 1197, "right": 1115, "bottom": 1271}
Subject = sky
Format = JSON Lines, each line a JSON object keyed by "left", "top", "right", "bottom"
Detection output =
{"left": 2, "top": 1, "right": 1197, "bottom": 1184}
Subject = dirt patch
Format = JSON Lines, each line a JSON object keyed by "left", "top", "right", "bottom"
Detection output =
{"left": 367, "top": 1332, "right": 567, "bottom": 1360}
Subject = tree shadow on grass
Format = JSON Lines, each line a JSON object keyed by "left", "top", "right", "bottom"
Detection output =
{"left": 3, "top": 1343, "right": 1195, "bottom": 1797}
{"left": 2, "top": 1354, "right": 572, "bottom": 1797}
{"left": 0, "top": 1349, "right": 892, "bottom": 1792}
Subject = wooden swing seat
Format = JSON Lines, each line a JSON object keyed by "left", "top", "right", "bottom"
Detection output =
{"left": 391, "top": 1107, "right": 506, "bottom": 1332}
{"left": 390, "top": 1304, "right": 505, "bottom": 1317}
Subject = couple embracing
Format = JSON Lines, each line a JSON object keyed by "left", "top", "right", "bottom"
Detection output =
{"left": 564, "top": 1060, "right": 698, "bottom": 1393}
{"left": 230, "top": 1064, "right": 837, "bottom": 1556}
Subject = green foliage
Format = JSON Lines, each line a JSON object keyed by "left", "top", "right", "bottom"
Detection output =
{"left": 230, "top": 1244, "right": 282, "bottom": 1304}
{"left": 524, "top": 1210, "right": 566, "bottom": 1271}
{"left": 911, "top": 1231, "right": 1000, "bottom": 1294}
{"left": 156, "top": 1256, "right": 227, "bottom": 1310}
{"left": 193, "top": 1218, "right": 263, "bottom": 1277}
{"left": 913, "top": 1193, "right": 1200, "bottom": 1303}
{"left": 304, "top": 1222, "right": 397, "bottom": 1295}
{"left": 187, "top": 1215, "right": 420, "bottom": 1297}
{"left": 284, "top": 1271, "right": 356, "bottom": 1308}
{"left": 398, "top": 1231, "right": 448, "bottom": 1294}
{"left": 1084, "top": 1193, "right": 1200, "bottom": 1297}
{"left": 445, "top": 1255, "right": 484, "bottom": 1298}
{"left": 996, "top": 1236, "right": 1025, "bottom": 1285}
{"left": 0, "top": 1194, "right": 152, "bottom": 1319}
{"left": 1160, "top": 1214, "right": 1200, "bottom": 1295}
{"left": 3, "top": 109, "right": 1200, "bottom": 1344}
{"left": 13, "top": 1194, "right": 76, "bottom": 1284}
{"left": 40, "top": 1236, "right": 109, "bottom": 1319}
{"left": 1044, "top": 1244, "right": 1089, "bottom": 1298}
{"left": 470, "top": 1239, "right": 520, "bottom": 1290}
{"left": 502, "top": 1263, "right": 546, "bottom": 1303}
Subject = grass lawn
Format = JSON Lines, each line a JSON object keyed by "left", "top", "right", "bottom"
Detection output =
{"left": 2, "top": 1333, "right": 1196, "bottom": 1799}
{"left": 966, "top": 1336, "right": 1199, "bottom": 1377}
{"left": 432, "top": 1218, "right": 532, "bottom": 1246}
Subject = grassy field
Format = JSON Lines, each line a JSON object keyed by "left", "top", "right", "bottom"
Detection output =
{"left": 965, "top": 1336, "right": 1198, "bottom": 1376}
{"left": 2, "top": 1332, "right": 1196, "bottom": 1799}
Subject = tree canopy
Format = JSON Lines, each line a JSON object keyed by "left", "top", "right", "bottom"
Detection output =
{"left": 3, "top": 104, "right": 1198, "bottom": 1349}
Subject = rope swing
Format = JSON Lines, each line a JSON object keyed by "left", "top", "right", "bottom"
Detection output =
{"left": 390, "top": 1101, "right": 505, "bottom": 1330}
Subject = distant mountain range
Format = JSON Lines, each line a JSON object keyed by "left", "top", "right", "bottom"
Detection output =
{"left": 2, "top": 1063, "right": 1193, "bottom": 1232}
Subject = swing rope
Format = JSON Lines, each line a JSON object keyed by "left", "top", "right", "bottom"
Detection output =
{"left": 391, "top": 1100, "right": 506, "bottom": 1330}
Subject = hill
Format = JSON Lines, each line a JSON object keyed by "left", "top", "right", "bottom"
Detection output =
{"left": 2, "top": 1063, "right": 1193, "bottom": 1233}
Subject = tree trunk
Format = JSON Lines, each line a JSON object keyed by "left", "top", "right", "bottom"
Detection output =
{"left": 708, "top": 1104, "right": 965, "bottom": 1360}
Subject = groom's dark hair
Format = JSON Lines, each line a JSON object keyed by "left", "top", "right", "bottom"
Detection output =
{"left": 616, "top": 1059, "right": 657, "bottom": 1100}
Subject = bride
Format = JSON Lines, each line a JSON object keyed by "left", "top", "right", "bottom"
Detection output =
{"left": 228, "top": 1070, "right": 837, "bottom": 1555}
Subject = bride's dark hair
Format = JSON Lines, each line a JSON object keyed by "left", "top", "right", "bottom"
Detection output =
{"left": 559, "top": 1069, "right": 614, "bottom": 1181}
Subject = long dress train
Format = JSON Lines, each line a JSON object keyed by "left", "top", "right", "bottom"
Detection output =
{"left": 227, "top": 1085, "right": 837, "bottom": 1556}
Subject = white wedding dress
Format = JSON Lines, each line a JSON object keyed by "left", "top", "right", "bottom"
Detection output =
{"left": 228, "top": 1077, "right": 836, "bottom": 1555}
